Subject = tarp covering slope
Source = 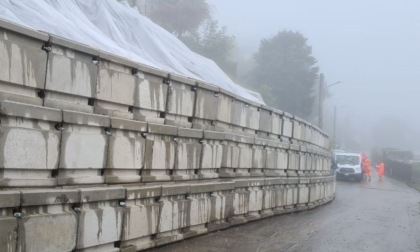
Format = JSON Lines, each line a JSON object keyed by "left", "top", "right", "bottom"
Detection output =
{"left": 0, "top": 0, "right": 264, "bottom": 103}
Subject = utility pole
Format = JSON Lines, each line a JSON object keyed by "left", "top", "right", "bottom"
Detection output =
{"left": 318, "top": 73, "right": 324, "bottom": 129}
{"left": 333, "top": 105, "right": 337, "bottom": 148}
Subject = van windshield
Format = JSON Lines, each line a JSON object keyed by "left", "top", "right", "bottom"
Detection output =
{"left": 336, "top": 155, "right": 360, "bottom": 165}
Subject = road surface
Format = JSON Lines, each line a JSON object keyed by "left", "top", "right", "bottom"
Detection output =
{"left": 150, "top": 174, "right": 420, "bottom": 252}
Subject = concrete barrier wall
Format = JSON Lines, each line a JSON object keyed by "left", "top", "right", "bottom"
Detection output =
{"left": 0, "top": 20, "right": 334, "bottom": 252}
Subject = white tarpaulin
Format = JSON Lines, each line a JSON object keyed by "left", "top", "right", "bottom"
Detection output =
{"left": 0, "top": 0, "right": 264, "bottom": 104}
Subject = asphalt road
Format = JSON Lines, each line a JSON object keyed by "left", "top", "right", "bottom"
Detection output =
{"left": 150, "top": 174, "right": 420, "bottom": 252}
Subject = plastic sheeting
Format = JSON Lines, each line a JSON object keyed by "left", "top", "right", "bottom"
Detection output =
{"left": 0, "top": 0, "right": 264, "bottom": 104}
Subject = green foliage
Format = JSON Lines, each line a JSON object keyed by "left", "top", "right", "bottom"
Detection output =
{"left": 248, "top": 31, "right": 319, "bottom": 119}
{"left": 149, "top": 0, "right": 210, "bottom": 37}
{"left": 181, "top": 20, "right": 237, "bottom": 78}
{"left": 148, "top": 0, "right": 237, "bottom": 78}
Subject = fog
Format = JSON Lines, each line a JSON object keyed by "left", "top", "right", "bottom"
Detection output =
{"left": 207, "top": 0, "right": 420, "bottom": 153}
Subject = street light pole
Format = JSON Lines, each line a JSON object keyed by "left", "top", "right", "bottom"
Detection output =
{"left": 318, "top": 74, "right": 325, "bottom": 128}
{"left": 333, "top": 105, "right": 337, "bottom": 148}
{"left": 318, "top": 74, "right": 341, "bottom": 129}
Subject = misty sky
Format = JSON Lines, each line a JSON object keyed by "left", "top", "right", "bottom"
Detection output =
{"left": 208, "top": 0, "right": 420, "bottom": 151}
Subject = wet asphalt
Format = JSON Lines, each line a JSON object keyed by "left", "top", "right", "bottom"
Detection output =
{"left": 150, "top": 173, "right": 420, "bottom": 252}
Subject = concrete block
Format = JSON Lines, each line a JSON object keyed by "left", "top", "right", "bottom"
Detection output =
{"left": 80, "top": 187, "right": 125, "bottom": 203}
{"left": 199, "top": 140, "right": 222, "bottom": 178}
{"left": 142, "top": 138, "right": 176, "bottom": 182}
{"left": 122, "top": 202, "right": 160, "bottom": 241}
{"left": 298, "top": 184, "right": 310, "bottom": 204}
{"left": 105, "top": 127, "right": 145, "bottom": 183}
{"left": 233, "top": 190, "right": 250, "bottom": 215}
{"left": 194, "top": 88, "right": 218, "bottom": 121}
{"left": 16, "top": 213, "right": 77, "bottom": 252}
{"left": 0, "top": 217, "right": 17, "bottom": 252}
{"left": 248, "top": 187, "right": 263, "bottom": 214}
{"left": 97, "top": 60, "right": 137, "bottom": 106}
{"left": 126, "top": 185, "right": 161, "bottom": 200}
{"left": 282, "top": 116, "right": 293, "bottom": 138}
{"left": 0, "top": 126, "right": 60, "bottom": 169}
{"left": 148, "top": 123, "right": 177, "bottom": 136}
{"left": 178, "top": 128, "right": 203, "bottom": 139}
{"left": 166, "top": 77, "right": 195, "bottom": 118}
{"left": 288, "top": 151, "right": 300, "bottom": 170}
{"left": 135, "top": 71, "right": 168, "bottom": 112}
{"left": 110, "top": 117, "right": 147, "bottom": 132}
{"left": 63, "top": 110, "right": 110, "bottom": 127}
{"left": 59, "top": 130, "right": 107, "bottom": 169}
{"left": 216, "top": 92, "right": 232, "bottom": 124}
{"left": 20, "top": 189, "right": 79, "bottom": 206}
{"left": 0, "top": 91, "right": 43, "bottom": 107}
{"left": 45, "top": 44, "right": 97, "bottom": 98}
{"left": 189, "top": 194, "right": 210, "bottom": 227}
{"left": 0, "top": 34, "right": 46, "bottom": 89}
{"left": 0, "top": 100, "right": 62, "bottom": 122}
{"left": 209, "top": 192, "right": 234, "bottom": 223}
{"left": 44, "top": 97, "right": 94, "bottom": 114}
{"left": 0, "top": 18, "right": 49, "bottom": 41}
{"left": 0, "top": 191, "right": 20, "bottom": 208}
{"left": 77, "top": 205, "right": 123, "bottom": 250}
{"left": 58, "top": 122, "right": 107, "bottom": 185}
{"left": 174, "top": 141, "right": 201, "bottom": 179}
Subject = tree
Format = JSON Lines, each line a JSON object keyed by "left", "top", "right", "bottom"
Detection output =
{"left": 149, "top": 0, "right": 211, "bottom": 38}
{"left": 181, "top": 20, "right": 237, "bottom": 78}
{"left": 147, "top": 0, "right": 237, "bottom": 78}
{"left": 247, "top": 31, "right": 319, "bottom": 119}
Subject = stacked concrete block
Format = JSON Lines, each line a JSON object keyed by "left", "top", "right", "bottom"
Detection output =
{"left": 282, "top": 112, "right": 294, "bottom": 142}
{"left": 199, "top": 131, "right": 224, "bottom": 179}
{"left": 205, "top": 182, "right": 234, "bottom": 232}
{"left": 57, "top": 110, "right": 110, "bottom": 185}
{"left": 0, "top": 191, "right": 20, "bottom": 252}
{"left": 251, "top": 138, "right": 267, "bottom": 177}
{"left": 219, "top": 133, "right": 240, "bottom": 178}
{"left": 17, "top": 189, "right": 79, "bottom": 252}
{"left": 260, "top": 178, "right": 277, "bottom": 217}
{"left": 95, "top": 53, "right": 140, "bottom": 120}
{"left": 235, "top": 134, "right": 255, "bottom": 177}
{"left": 287, "top": 144, "right": 301, "bottom": 177}
{"left": 257, "top": 106, "right": 283, "bottom": 140}
{"left": 0, "top": 19, "right": 337, "bottom": 251}
{"left": 132, "top": 64, "right": 169, "bottom": 125}
{"left": 292, "top": 118, "right": 302, "bottom": 142}
{"left": 308, "top": 177, "right": 322, "bottom": 209}
{"left": 44, "top": 35, "right": 98, "bottom": 113}
{"left": 104, "top": 118, "right": 147, "bottom": 184}
{"left": 264, "top": 141, "right": 289, "bottom": 177}
{"left": 0, "top": 101, "right": 62, "bottom": 187}
{"left": 213, "top": 89, "right": 233, "bottom": 131}
{"left": 142, "top": 124, "right": 177, "bottom": 182}
{"left": 173, "top": 128, "right": 203, "bottom": 181}
{"left": 296, "top": 178, "right": 310, "bottom": 210}
{"left": 192, "top": 82, "right": 219, "bottom": 130}
{"left": 230, "top": 179, "right": 264, "bottom": 224}
{"left": 230, "top": 97, "right": 260, "bottom": 135}
{"left": 164, "top": 74, "right": 196, "bottom": 128}
{"left": 298, "top": 145, "right": 308, "bottom": 176}
{"left": 155, "top": 185, "right": 190, "bottom": 246}
{"left": 0, "top": 19, "right": 47, "bottom": 107}
{"left": 76, "top": 187, "right": 125, "bottom": 252}
{"left": 120, "top": 185, "right": 162, "bottom": 251}
{"left": 283, "top": 178, "right": 299, "bottom": 213}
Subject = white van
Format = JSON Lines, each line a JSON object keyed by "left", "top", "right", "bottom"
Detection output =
{"left": 334, "top": 152, "right": 363, "bottom": 182}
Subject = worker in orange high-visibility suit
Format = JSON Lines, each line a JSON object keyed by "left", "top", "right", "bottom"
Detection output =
{"left": 376, "top": 162, "right": 385, "bottom": 179}
{"left": 363, "top": 159, "right": 371, "bottom": 181}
